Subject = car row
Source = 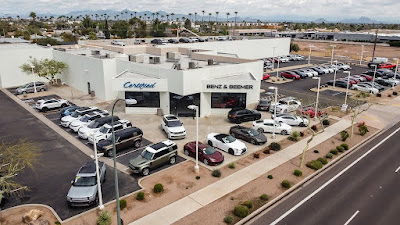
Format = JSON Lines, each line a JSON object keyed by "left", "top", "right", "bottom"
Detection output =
{"left": 15, "top": 82, "right": 47, "bottom": 95}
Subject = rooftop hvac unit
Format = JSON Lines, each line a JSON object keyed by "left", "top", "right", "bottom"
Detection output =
{"left": 149, "top": 56, "right": 161, "bottom": 64}
{"left": 208, "top": 58, "right": 214, "bottom": 66}
{"left": 105, "top": 53, "right": 114, "bottom": 58}
{"left": 188, "top": 61, "right": 196, "bottom": 69}
{"left": 130, "top": 54, "right": 144, "bottom": 63}
{"left": 174, "top": 63, "right": 181, "bottom": 70}
{"left": 57, "top": 48, "right": 66, "bottom": 52}
{"left": 91, "top": 50, "right": 100, "bottom": 55}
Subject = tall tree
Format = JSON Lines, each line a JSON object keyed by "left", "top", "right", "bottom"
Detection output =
{"left": 194, "top": 12, "right": 197, "bottom": 24}
{"left": 226, "top": 12, "right": 230, "bottom": 24}
{"left": 171, "top": 13, "right": 175, "bottom": 22}
{"left": 234, "top": 11, "right": 238, "bottom": 28}
{"left": 152, "top": 12, "right": 155, "bottom": 21}
{"left": 29, "top": 12, "right": 37, "bottom": 21}
{"left": 134, "top": 11, "right": 137, "bottom": 18}
{"left": 201, "top": 10, "right": 205, "bottom": 23}
{"left": 111, "top": 20, "right": 130, "bottom": 38}
{"left": 215, "top": 11, "right": 219, "bottom": 27}
{"left": 20, "top": 58, "right": 68, "bottom": 83}
{"left": 189, "top": 13, "right": 192, "bottom": 21}
{"left": 156, "top": 12, "right": 159, "bottom": 19}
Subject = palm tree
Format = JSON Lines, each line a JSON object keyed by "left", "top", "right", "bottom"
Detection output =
{"left": 166, "top": 14, "right": 169, "bottom": 22}
{"left": 130, "top": 13, "right": 133, "bottom": 20}
{"left": 161, "top": 15, "right": 165, "bottom": 22}
{"left": 189, "top": 13, "right": 192, "bottom": 21}
{"left": 29, "top": 12, "right": 36, "bottom": 21}
{"left": 152, "top": 13, "right": 155, "bottom": 21}
{"left": 226, "top": 12, "right": 230, "bottom": 25}
{"left": 194, "top": 12, "right": 197, "bottom": 24}
{"left": 201, "top": 10, "right": 205, "bottom": 23}
{"left": 234, "top": 11, "right": 238, "bottom": 28}
{"left": 139, "top": 15, "right": 142, "bottom": 21}
{"left": 16, "top": 15, "right": 20, "bottom": 22}
{"left": 134, "top": 11, "right": 137, "bottom": 18}
{"left": 156, "top": 12, "right": 159, "bottom": 19}
{"left": 125, "top": 11, "right": 128, "bottom": 21}
{"left": 171, "top": 13, "right": 175, "bottom": 22}
{"left": 215, "top": 11, "right": 219, "bottom": 24}
{"left": 208, "top": 13, "right": 212, "bottom": 23}
{"left": 144, "top": 13, "right": 147, "bottom": 21}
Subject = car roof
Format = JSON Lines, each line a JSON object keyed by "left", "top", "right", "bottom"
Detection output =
{"left": 146, "top": 140, "right": 176, "bottom": 153}
{"left": 78, "top": 161, "right": 104, "bottom": 175}
{"left": 164, "top": 115, "right": 179, "bottom": 121}
{"left": 114, "top": 126, "right": 141, "bottom": 136}
{"left": 94, "top": 116, "right": 119, "bottom": 123}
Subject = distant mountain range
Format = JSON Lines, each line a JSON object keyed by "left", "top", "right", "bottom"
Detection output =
{"left": 313, "top": 16, "right": 381, "bottom": 24}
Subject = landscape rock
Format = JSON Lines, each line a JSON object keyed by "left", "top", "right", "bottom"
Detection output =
{"left": 22, "top": 209, "right": 44, "bottom": 223}
{"left": 28, "top": 219, "right": 50, "bottom": 225}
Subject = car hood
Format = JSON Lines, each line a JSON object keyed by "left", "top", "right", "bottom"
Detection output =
{"left": 253, "top": 133, "right": 268, "bottom": 142}
{"left": 79, "top": 126, "right": 96, "bottom": 134}
{"left": 166, "top": 126, "right": 185, "bottom": 133}
{"left": 61, "top": 116, "right": 76, "bottom": 122}
{"left": 70, "top": 120, "right": 87, "bottom": 127}
{"left": 129, "top": 155, "right": 148, "bottom": 167}
{"left": 206, "top": 151, "right": 224, "bottom": 162}
{"left": 67, "top": 185, "right": 97, "bottom": 199}
{"left": 97, "top": 139, "right": 112, "bottom": 148}
{"left": 280, "top": 123, "right": 292, "bottom": 130}
{"left": 226, "top": 140, "right": 246, "bottom": 150}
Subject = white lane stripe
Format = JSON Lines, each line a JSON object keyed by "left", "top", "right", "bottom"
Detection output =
{"left": 395, "top": 165, "right": 400, "bottom": 173}
{"left": 270, "top": 126, "right": 400, "bottom": 225}
{"left": 344, "top": 210, "right": 360, "bottom": 225}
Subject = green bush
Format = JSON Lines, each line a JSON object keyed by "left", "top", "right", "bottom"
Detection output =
{"left": 340, "top": 130, "right": 349, "bottom": 141}
{"left": 311, "top": 125, "right": 318, "bottom": 131}
{"left": 228, "top": 163, "right": 236, "bottom": 169}
{"left": 322, "top": 119, "right": 330, "bottom": 126}
{"left": 281, "top": 180, "right": 291, "bottom": 189}
{"left": 212, "top": 169, "right": 222, "bottom": 177}
{"left": 359, "top": 125, "right": 369, "bottom": 136}
{"left": 326, "top": 153, "right": 333, "bottom": 159}
{"left": 153, "top": 183, "right": 164, "bottom": 193}
{"left": 267, "top": 175, "right": 273, "bottom": 179}
{"left": 234, "top": 205, "right": 249, "bottom": 218}
{"left": 306, "top": 160, "right": 323, "bottom": 170}
{"left": 288, "top": 131, "right": 300, "bottom": 141}
{"left": 119, "top": 199, "right": 127, "bottom": 210}
{"left": 97, "top": 211, "right": 111, "bottom": 225}
{"left": 341, "top": 143, "right": 349, "bottom": 150}
{"left": 377, "top": 93, "right": 382, "bottom": 97}
{"left": 313, "top": 150, "right": 319, "bottom": 153}
{"left": 393, "top": 91, "right": 398, "bottom": 96}
{"left": 136, "top": 192, "right": 145, "bottom": 201}
{"left": 293, "top": 169, "right": 303, "bottom": 177}
{"left": 224, "top": 215, "right": 233, "bottom": 224}
{"left": 260, "top": 194, "right": 270, "bottom": 201}
{"left": 269, "top": 142, "right": 281, "bottom": 151}
{"left": 196, "top": 176, "right": 200, "bottom": 180}
{"left": 336, "top": 146, "right": 345, "bottom": 152}
{"left": 242, "top": 200, "right": 253, "bottom": 209}
{"left": 55, "top": 222, "right": 61, "bottom": 225}
{"left": 330, "top": 149, "right": 339, "bottom": 155}
{"left": 317, "top": 157, "right": 328, "bottom": 165}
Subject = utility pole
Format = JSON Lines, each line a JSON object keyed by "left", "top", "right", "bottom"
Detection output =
{"left": 372, "top": 29, "right": 378, "bottom": 60}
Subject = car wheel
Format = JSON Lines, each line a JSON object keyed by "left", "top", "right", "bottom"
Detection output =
{"left": 251, "top": 139, "right": 257, "bottom": 145}
{"left": 293, "top": 77, "right": 296, "bottom": 80}
{"left": 299, "top": 122, "right": 305, "bottom": 127}
{"left": 67, "top": 201, "right": 73, "bottom": 208}
{"left": 42, "top": 107, "right": 48, "bottom": 112}
{"left": 142, "top": 168, "right": 150, "bottom": 176}
{"left": 134, "top": 140, "right": 142, "bottom": 148}
{"left": 22, "top": 91, "right": 27, "bottom": 95}
{"left": 281, "top": 130, "right": 288, "bottom": 135}
{"left": 107, "top": 150, "right": 113, "bottom": 157}
{"left": 184, "top": 149, "right": 190, "bottom": 156}
{"left": 103, "top": 172, "right": 106, "bottom": 182}
{"left": 257, "top": 128, "right": 264, "bottom": 133}
{"left": 228, "top": 149, "right": 234, "bottom": 155}
{"left": 208, "top": 140, "right": 213, "bottom": 146}
{"left": 203, "top": 158, "right": 209, "bottom": 165}
{"left": 94, "top": 195, "right": 99, "bottom": 205}
{"left": 61, "top": 103, "right": 67, "bottom": 108}
{"left": 169, "top": 156, "right": 176, "bottom": 164}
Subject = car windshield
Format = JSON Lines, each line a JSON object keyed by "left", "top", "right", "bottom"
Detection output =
{"left": 203, "top": 146, "right": 216, "bottom": 155}
{"left": 70, "top": 112, "right": 79, "bottom": 118}
{"left": 100, "top": 126, "right": 110, "bottom": 134}
{"left": 73, "top": 176, "right": 96, "bottom": 186}
{"left": 260, "top": 100, "right": 270, "bottom": 105}
{"left": 141, "top": 150, "right": 154, "bottom": 160}
{"left": 247, "top": 129, "right": 259, "bottom": 137}
{"left": 80, "top": 115, "right": 90, "bottom": 122}
{"left": 88, "top": 121, "right": 99, "bottom": 128}
{"left": 167, "top": 120, "right": 182, "bottom": 127}
{"left": 222, "top": 136, "right": 236, "bottom": 143}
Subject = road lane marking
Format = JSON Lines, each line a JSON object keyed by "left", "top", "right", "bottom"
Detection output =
{"left": 395, "top": 165, "right": 400, "bottom": 173}
{"left": 344, "top": 210, "right": 360, "bottom": 225}
{"left": 270, "top": 126, "right": 400, "bottom": 225}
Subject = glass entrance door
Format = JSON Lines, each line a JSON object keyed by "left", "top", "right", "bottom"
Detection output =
{"left": 170, "top": 93, "right": 200, "bottom": 117}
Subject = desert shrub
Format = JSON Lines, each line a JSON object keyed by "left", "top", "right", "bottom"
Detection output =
{"left": 196, "top": 176, "right": 200, "bottom": 180}
{"left": 119, "top": 199, "right": 127, "bottom": 210}
{"left": 340, "top": 130, "right": 349, "bottom": 141}
{"left": 242, "top": 200, "right": 253, "bottom": 209}
{"left": 269, "top": 142, "right": 281, "bottom": 151}
{"left": 377, "top": 93, "right": 382, "bottom": 97}
{"left": 306, "top": 160, "right": 323, "bottom": 170}
{"left": 341, "top": 143, "right": 349, "bottom": 150}
{"left": 330, "top": 149, "right": 339, "bottom": 155}
{"left": 359, "top": 125, "right": 369, "bottom": 136}
{"left": 317, "top": 157, "right": 328, "bottom": 165}
{"left": 288, "top": 131, "right": 300, "bottom": 141}
{"left": 136, "top": 192, "right": 145, "bottom": 201}
{"left": 281, "top": 180, "right": 291, "bottom": 189}
{"left": 263, "top": 149, "right": 271, "bottom": 154}
{"left": 393, "top": 91, "right": 398, "bottom": 96}
{"left": 311, "top": 125, "right": 318, "bottom": 131}
{"left": 388, "top": 94, "right": 392, "bottom": 97}
{"left": 326, "top": 153, "right": 333, "bottom": 159}
{"left": 97, "top": 211, "right": 111, "bottom": 225}
{"left": 267, "top": 175, "right": 273, "bottom": 179}
{"left": 313, "top": 150, "right": 319, "bottom": 153}
{"left": 356, "top": 92, "right": 370, "bottom": 98}
{"left": 153, "top": 183, "right": 164, "bottom": 193}
{"left": 234, "top": 205, "right": 249, "bottom": 218}
{"left": 212, "top": 169, "right": 222, "bottom": 177}
{"left": 224, "top": 215, "right": 233, "bottom": 224}
{"left": 293, "top": 169, "right": 303, "bottom": 177}
{"left": 253, "top": 153, "right": 260, "bottom": 159}
{"left": 55, "top": 222, "right": 61, "bottom": 225}
{"left": 260, "top": 194, "right": 270, "bottom": 201}
{"left": 322, "top": 119, "right": 330, "bottom": 126}
{"left": 299, "top": 131, "right": 304, "bottom": 137}
{"left": 336, "top": 146, "right": 345, "bottom": 152}
{"left": 228, "top": 163, "right": 236, "bottom": 169}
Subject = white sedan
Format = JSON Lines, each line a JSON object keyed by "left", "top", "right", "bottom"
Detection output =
{"left": 252, "top": 119, "right": 292, "bottom": 135}
{"left": 206, "top": 133, "right": 247, "bottom": 156}
{"left": 351, "top": 83, "right": 379, "bottom": 94}
{"left": 272, "top": 114, "right": 309, "bottom": 127}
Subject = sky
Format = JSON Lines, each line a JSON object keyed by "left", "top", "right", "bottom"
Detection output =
{"left": 2, "top": 0, "right": 400, "bottom": 22}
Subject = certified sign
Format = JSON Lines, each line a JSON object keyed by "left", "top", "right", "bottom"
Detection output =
{"left": 123, "top": 82, "right": 156, "bottom": 89}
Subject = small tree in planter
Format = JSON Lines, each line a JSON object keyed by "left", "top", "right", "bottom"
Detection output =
{"left": 348, "top": 102, "right": 373, "bottom": 138}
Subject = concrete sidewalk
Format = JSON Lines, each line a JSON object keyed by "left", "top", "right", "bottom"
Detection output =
{"left": 129, "top": 119, "right": 351, "bottom": 225}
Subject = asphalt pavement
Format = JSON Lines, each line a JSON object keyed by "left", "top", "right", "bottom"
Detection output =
{"left": 247, "top": 119, "right": 400, "bottom": 225}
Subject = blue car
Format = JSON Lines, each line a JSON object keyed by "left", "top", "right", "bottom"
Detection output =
{"left": 60, "top": 106, "right": 80, "bottom": 118}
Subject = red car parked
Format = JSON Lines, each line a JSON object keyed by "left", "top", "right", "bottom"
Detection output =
{"left": 378, "top": 63, "right": 396, "bottom": 69}
{"left": 298, "top": 107, "right": 326, "bottom": 118}
{"left": 281, "top": 71, "right": 300, "bottom": 80}
{"left": 339, "top": 77, "right": 358, "bottom": 84}
{"left": 359, "top": 74, "right": 373, "bottom": 81}
{"left": 262, "top": 74, "right": 271, "bottom": 80}
{"left": 183, "top": 141, "right": 224, "bottom": 166}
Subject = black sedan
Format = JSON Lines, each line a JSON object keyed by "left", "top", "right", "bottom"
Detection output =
{"left": 227, "top": 108, "right": 261, "bottom": 124}
{"left": 229, "top": 126, "right": 267, "bottom": 145}
{"left": 256, "top": 99, "right": 271, "bottom": 111}
{"left": 326, "top": 80, "right": 352, "bottom": 88}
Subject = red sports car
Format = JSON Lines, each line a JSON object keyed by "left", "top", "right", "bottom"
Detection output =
{"left": 378, "top": 63, "right": 396, "bottom": 69}
{"left": 298, "top": 107, "right": 326, "bottom": 118}
{"left": 359, "top": 74, "right": 373, "bottom": 81}
{"left": 281, "top": 71, "right": 300, "bottom": 80}
{"left": 183, "top": 141, "right": 224, "bottom": 166}
{"left": 263, "top": 74, "right": 271, "bottom": 80}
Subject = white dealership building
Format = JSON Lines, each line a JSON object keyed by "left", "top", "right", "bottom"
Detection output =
{"left": 0, "top": 38, "right": 290, "bottom": 117}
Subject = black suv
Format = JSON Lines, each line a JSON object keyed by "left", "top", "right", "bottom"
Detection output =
{"left": 256, "top": 99, "right": 271, "bottom": 111}
{"left": 97, "top": 127, "right": 143, "bottom": 157}
{"left": 151, "top": 39, "right": 163, "bottom": 44}
{"left": 227, "top": 109, "right": 261, "bottom": 124}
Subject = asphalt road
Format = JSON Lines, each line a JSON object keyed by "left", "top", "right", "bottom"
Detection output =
{"left": 0, "top": 91, "right": 141, "bottom": 220}
{"left": 248, "top": 119, "right": 400, "bottom": 225}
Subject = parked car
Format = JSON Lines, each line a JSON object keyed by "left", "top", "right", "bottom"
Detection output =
{"left": 338, "top": 77, "right": 358, "bottom": 84}
{"left": 375, "top": 78, "right": 400, "bottom": 86}
{"left": 60, "top": 106, "right": 81, "bottom": 118}
{"left": 97, "top": 126, "right": 143, "bottom": 157}
{"left": 297, "top": 69, "right": 314, "bottom": 77}
{"left": 60, "top": 107, "right": 102, "bottom": 127}
{"left": 359, "top": 74, "right": 373, "bottom": 81}
{"left": 66, "top": 161, "right": 106, "bottom": 207}
{"left": 320, "top": 65, "right": 334, "bottom": 73}
{"left": 34, "top": 98, "right": 69, "bottom": 112}
{"left": 358, "top": 82, "right": 385, "bottom": 91}
{"left": 368, "top": 57, "right": 388, "bottom": 68}
{"left": 183, "top": 141, "right": 224, "bottom": 165}
{"left": 134, "top": 40, "right": 141, "bottom": 45}
{"left": 270, "top": 97, "right": 302, "bottom": 114}
{"left": 305, "top": 68, "right": 319, "bottom": 76}
{"left": 15, "top": 82, "right": 47, "bottom": 95}
{"left": 229, "top": 125, "right": 267, "bottom": 145}
{"left": 278, "top": 56, "right": 289, "bottom": 63}
{"left": 151, "top": 39, "right": 163, "bottom": 45}
{"left": 281, "top": 71, "right": 300, "bottom": 80}
{"left": 69, "top": 111, "right": 108, "bottom": 132}
{"left": 350, "top": 76, "right": 365, "bottom": 83}
{"left": 217, "top": 36, "right": 227, "bottom": 41}
{"left": 378, "top": 63, "right": 396, "bottom": 69}
{"left": 363, "top": 70, "right": 385, "bottom": 77}
{"left": 309, "top": 67, "right": 325, "bottom": 75}
{"left": 88, "top": 119, "right": 132, "bottom": 144}
{"left": 111, "top": 40, "right": 125, "bottom": 46}
{"left": 292, "top": 70, "right": 309, "bottom": 78}
{"left": 179, "top": 37, "right": 191, "bottom": 43}
{"left": 262, "top": 74, "right": 271, "bottom": 80}
{"left": 264, "top": 62, "right": 273, "bottom": 70}
{"left": 351, "top": 83, "right": 379, "bottom": 94}
{"left": 227, "top": 108, "right": 261, "bottom": 124}
{"left": 298, "top": 107, "right": 326, "bottom": 118}
{"left": 272, "top": 114, "right": 309, "bottom": 127}
{"left": 129, "top": 140, "right": 178, "bottom": 176}
{"left": 206, "top": 133, "right": 247, "bottom": 155}
{"left": 168, "top": 39, "right": 179, "bottom": 44}
{"left": 256, "top": 99, "right": 271, "bottom": 111}
{"left": 337, "top": 62, "right": 351, "bottom": 70}
{"left": 252, "top": 119, "right": 292, "bottom": 135}
{"left": 78, "top": 116, "right": 120, "bottom": 140}
{"left": 161, "top": 115, "right": 186, "bottom": 139}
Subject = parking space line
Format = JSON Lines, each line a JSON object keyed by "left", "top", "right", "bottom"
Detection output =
{"left": 115, "top": 145, "right": 149, "bottom": 159}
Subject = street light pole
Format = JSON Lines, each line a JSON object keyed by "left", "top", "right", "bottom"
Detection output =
{"left": 31, "top": 66, "right": 37, "bottom": 93}
{"left": 371, "top": 65, "right": 377, "bottom": 94}
{"left": 276, "top": 58, "right": 280, "bottom": 78}
{"left": 308, "top": 45, "right": 312, "bottom": 65}
{"left": 272, "top": 46, "right": 276, "bottom": 70}
{"left": 393, "top": 58, "right": 398, "bottom": 90}
{"left": 330, "top": 45, "right": 336, "bottom": 65}
{"left": 344, "top": 71, "right": 351, "bottom": 106}
{"left": 187, "top": 105, "right": 199, "bottom": 173}
{"left": 111, "top": 98, "right": 137, "bottom": 225}
{"left": 333, "top": 60, "right": 338, "bottom": 89}
{"left": 92, "top": 133, "right": 104, "bottom": 210}
{"left": 360, "top": 45, "right": 364, "bottom": 65}
{"left": 268, "top": 86, "right": 278, "bottom": 139}
{"left": 312, "top": 77, "right": 321, "bottom": 119}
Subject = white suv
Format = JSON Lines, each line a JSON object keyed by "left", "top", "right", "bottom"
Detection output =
{"left": 88, "top": 120, "right": 132, "bottom": 144}
{"left": 161, "top": 115, "right": 186, "bottom": 139}
{"left": 34, "top": 98, "right": 69, "bottom": 112}
{"left": 111, "top": 40, "right": 125, "bottom": 46}
{"left": 69, "top": 112, "right": 108, "bottom": 132}
{"left": 61, "top": 107, "right": 100, "bottom": 128}
{"left": 270, "top": 97, "right": 302, "bottom": 114}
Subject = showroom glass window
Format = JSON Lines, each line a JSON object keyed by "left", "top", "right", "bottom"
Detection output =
{"left": 125, "top": 92, "right": 160, "bottom": 107}
{"left": 211, "top": 93, "right": 246, "bottom": 108}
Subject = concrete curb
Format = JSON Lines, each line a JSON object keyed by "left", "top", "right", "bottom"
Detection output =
{"left": 0, "top": 203, "right": 63, "bottom": 223}
{"left": 237, "top": 123, "right": 391, "bottom": 225}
